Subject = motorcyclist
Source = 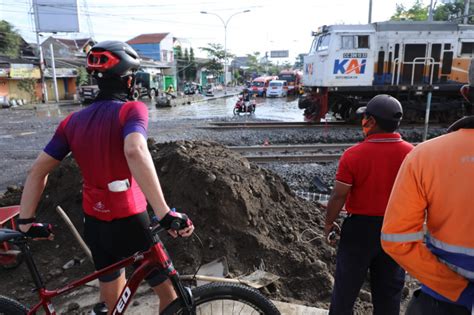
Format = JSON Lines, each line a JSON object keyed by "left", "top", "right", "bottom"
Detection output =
{"left": 240, "top": 88, "right": 251, "bottom": 111}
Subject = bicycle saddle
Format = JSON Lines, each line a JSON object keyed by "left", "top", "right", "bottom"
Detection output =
{"left": 0, "top": 228, "right": 23, "bottom": 242}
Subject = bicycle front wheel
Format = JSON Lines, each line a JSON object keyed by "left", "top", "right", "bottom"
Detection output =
{"left": 162, "top": 282, "right": 280, "bottom": 315}
{"left": 0, "top": 295, "right": 28, "bottom": 315}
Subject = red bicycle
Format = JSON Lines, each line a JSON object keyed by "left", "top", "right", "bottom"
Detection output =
{"left": 0, "top": 221, "right": 280, "bottom": 314}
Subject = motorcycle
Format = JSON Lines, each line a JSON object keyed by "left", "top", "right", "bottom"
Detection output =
{"left": 233, "top": 96, "right": 256, "bottom": 115}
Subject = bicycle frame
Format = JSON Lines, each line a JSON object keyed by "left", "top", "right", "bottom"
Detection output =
{"left": 18, "top": 229, "right": 193, "bottom": 315}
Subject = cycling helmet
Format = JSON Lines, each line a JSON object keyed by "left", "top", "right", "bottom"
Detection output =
{"left": 87, "top": 41, "right": 140, "bottom": 78}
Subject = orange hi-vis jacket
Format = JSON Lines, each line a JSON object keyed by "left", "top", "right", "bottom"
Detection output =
{"left": 381, "top": 129, "right": 474, "bottom": 306}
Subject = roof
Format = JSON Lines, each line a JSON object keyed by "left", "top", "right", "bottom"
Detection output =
{"left": 127, "top": 33, "right": 170, "bottom": 45}
{"left": 54, "top": 38, "right": 94, "bottom": 50}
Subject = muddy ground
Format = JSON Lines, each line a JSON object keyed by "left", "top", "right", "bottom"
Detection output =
{"left": 0, "top": 105, "right": 447, "bottom": 314}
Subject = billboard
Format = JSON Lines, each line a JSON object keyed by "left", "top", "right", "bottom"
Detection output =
{"left": 33, "top": 0, "right": 80, "bottom": 33}
{"left": 270, "top": 50, "right": 289, "bottom": 58}
{"left": 10, "top": 64, "right": 41, "bottom": 79}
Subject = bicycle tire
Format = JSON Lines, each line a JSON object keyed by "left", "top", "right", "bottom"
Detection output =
{"left": 162, "top": 282, "right": 280, "bottom": 315}
{"left": 0, "top": 295, "right": 28, "bottom": 315}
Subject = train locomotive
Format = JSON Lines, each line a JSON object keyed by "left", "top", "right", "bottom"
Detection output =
{"left": 300, "top": 21, "right": 474, "bottom": 122}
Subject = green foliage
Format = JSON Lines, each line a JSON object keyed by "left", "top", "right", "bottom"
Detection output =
{"left": 246, "top": 51, "right": 264, "bottom": 74}
{"left": 294, "top": 53, "right": 305, "bottom": 70}
{"left": 433, "top": 0, "right": 469, "bottom": 22}
{"left": 390, "top": 0, "right": 428, "bottom": 21}
{"left": 390, "top": 0, "right": 472, "bottom": 23}
{"left": 17, "top": 78, "right": 37, "bottom": 102}
{"left": 76, "top": 66, "right": 89, "bottom": 86}
{"left": 0, "top": 20, "right": 22, "bottom": 58}
{"left": 185, "top": 47, "right": 197, "bottom": 81}
{"left": 199, "top": 43, "right": 235, "bottom": 77}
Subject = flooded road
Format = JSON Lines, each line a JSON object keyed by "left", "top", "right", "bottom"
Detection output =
{"left": 30, "top": 95, "right": 304, "bottom": 122}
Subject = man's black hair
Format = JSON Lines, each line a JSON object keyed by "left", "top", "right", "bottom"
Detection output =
{"left": 368, "top": 114, "right": 400, "bottom": 132}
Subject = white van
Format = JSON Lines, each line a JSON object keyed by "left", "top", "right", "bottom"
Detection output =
{"left": 266, "top": 80, "right": 288, "bottom": 97}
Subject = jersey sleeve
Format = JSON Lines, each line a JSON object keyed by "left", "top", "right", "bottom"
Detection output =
{"left": 43, "top": 114, "right": 72, "bottom": 161}
{"left": 119, "top": 101, "right": 149, "bottom": 139}
{"left": 335, "top": 151, "right": 354, "bottom": 186}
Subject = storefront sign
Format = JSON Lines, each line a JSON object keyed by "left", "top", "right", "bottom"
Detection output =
{"left": 10, "top": 64, "right": 41, "bottom": 79}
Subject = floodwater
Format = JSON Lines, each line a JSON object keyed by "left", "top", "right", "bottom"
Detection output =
{"left": 33, "top": 95, "right": 305, "bottom": 122}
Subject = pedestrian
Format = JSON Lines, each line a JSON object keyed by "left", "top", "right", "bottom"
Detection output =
{"left": 16, "top": 41, "right": 194, "bottom": 313}
{"left": 381, "top": 114, "right": 474, "bottom": 314}
{"left": 325, "top": 94, "right": 414, "bottom": 314}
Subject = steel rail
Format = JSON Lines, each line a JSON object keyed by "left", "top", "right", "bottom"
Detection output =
{"left": 227, "top": 143, "right": 353, "bottom": 153}
{"left": 245, "top": 154, "right": 341, "bottom": 163}
{"left": 201, "top": 121, "right": 351, "bottom": 129}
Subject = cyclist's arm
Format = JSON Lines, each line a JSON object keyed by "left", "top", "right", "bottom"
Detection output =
{"left": 19, "top": 152, "right": 60, "bottom": 232}
{"left": 124, "top": 132, "right": 170, "bottom": 220}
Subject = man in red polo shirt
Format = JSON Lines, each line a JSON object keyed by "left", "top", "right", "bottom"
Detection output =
{"left": 325, "top": 94, "right": 413, "bottom": 314}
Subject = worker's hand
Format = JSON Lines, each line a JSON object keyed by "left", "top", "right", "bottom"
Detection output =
{"left": 324, "top": 222, "right": 340, "bottom": 245}
{"left": 20, "top": 223, "right": 54, "bottom": 241}
{"left": 159, "top": 210, "right": 194, "bottom": 238}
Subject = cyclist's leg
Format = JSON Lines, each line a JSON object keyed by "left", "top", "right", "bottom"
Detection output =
{"left": 152, "top": 279, "right": 178, "bottom": 312}
{"left": 99, "top": 273, "right": 127, "bottom": 311}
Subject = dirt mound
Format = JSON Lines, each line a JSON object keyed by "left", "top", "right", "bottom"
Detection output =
{"left": 149, "top": 140, "right": 336, "bottom": 307}
{"left": 0, "top": 140, "right": 374, "bottom": 311}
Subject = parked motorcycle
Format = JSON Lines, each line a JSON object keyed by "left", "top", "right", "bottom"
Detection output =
{"left": 233, "top": 97, "right": 256, "bottom": 115}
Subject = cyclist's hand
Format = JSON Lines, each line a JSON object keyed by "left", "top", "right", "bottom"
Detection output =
{"left": 20, "top": 223, "right": 54, "bottom": 241}
{"left": 159, "top": 210, "right": 194, "bottom": 238}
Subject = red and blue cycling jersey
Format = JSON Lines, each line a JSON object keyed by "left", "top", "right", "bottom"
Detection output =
{"left": 44, "top": 100, "right": 149, "bottom": 221}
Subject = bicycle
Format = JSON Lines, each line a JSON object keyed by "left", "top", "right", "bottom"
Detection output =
{"left": 0, "top": 220, "right": 281, "bottom": 314}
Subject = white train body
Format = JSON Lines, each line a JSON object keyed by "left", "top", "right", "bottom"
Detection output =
{"left": 300, "top": 21, "right": 474, "bottom": 121}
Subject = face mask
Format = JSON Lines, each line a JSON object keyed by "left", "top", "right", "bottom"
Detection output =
{"left": 362, "top": 118, "right": 371, "bottom": 137}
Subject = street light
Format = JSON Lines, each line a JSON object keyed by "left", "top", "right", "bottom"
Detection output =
{"left": 201, "top": 9, "right": 251, "bottom": 95}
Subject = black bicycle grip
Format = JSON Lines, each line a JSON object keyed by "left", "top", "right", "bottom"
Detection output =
{"left": 170, "top": 219, "right": 183, "bottom": 231}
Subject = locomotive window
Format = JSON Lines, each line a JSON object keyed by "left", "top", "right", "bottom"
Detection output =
{"left": 317, "top": 34, "right": 330, "bottom": 51}
{"left": 461, "top": 42, "right": 474, "bottom": 55}
{"left": 342, "top": 36, "right": 354, "bottom": 49}
{"left": 357, "top": 36, "right": 369, "bottom": 49}
{"left": 444, "top": 43, "right": 451, "bottom": 50}
{"left": 309, "top": 37, "right": 318, "bottom": 54}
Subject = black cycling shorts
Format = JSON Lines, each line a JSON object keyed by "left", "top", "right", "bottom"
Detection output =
{"left": 84, "top": 211, "right": 167, "bottom": 286}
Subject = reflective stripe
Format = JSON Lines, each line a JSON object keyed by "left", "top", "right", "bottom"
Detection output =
{"left": 428, "top": 234, "right": 474, "bottom": 256}
{"left": 381, "top": 231, "right": 424, "bottom": 242}
{"left": 439, "top": 258, "right": 474, "bottom": 280}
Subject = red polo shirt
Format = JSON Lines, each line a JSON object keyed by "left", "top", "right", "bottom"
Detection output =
{"left": 335, "top": 133, "right": 413, "bottom": 216}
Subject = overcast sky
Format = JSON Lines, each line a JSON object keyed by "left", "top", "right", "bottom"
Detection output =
{"left": 1, "top": 0, "right": 425, "bottom": 61}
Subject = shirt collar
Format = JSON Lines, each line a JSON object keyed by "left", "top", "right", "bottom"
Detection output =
{"left": 365, "top": 133, "right": 402, "bottom": 143}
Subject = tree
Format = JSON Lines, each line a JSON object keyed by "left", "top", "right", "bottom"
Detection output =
{"left": 294, "top": 54, "right": 306, "bottom": 70}
{"left": 185, "top": 47, "right": 197, "bottom": 81}
{"left": 199, "top": 43, "right": 234, "bottom": 78}
{"left": 433, "top": 0, "right": 469, "bottom": 23}
{"left": 0, "top": 20, "right": 22, "bottom": 58}
{"left": 76, "top": 66, "right": 89, "bottom": 86}
{"left": 174, "top": 45, "right": 186, "bottom": 84}
{"left": 246, "top": 51, "right": 264, "bottom": 75}
{"left": 390, "top": 0, "right": 428, "bottom": 21}
{"left": 17, "top": 78, "right": 36, "bottom": 102}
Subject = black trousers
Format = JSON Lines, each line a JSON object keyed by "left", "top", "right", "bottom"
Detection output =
{"left": 406, "top": 289, "right": 469, "bottom": 315}
{"left": 329, "top": 215, "right": 405, "bottom": 315}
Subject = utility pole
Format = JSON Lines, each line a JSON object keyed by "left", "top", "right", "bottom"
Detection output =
{"left": 33, "top": 1, "right": 48, "bottom": 103}
{"left": 428, "top": 0, "right": 434, "bottom": 22}
{"left": 464, "top": 0, "right": 470, "bottom": 24}
{"left": 368, "top": 0, "right": 373, "bottom": 23}
{"left": 50, "top": 43, "right": 59, "bottom": 102}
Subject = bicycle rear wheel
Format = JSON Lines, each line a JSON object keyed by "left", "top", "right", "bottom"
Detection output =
{"left": 0, "top": 295, "right": 28, "bottom": 315}
{"left": 162, "top": 282, "right": 280, "bottom": 315}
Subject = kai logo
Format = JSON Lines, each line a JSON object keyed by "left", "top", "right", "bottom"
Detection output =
{"left": 333, "top": 58, "right": 367, "bottom": 75}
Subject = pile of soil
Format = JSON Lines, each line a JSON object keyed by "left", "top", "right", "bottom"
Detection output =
{"left": 0, "top": 140, "right": 377, "bottom": 312}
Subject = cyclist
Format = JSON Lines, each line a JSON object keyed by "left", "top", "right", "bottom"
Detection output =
{"left": 16, "top": 40, "right": 194, "bottom": 313}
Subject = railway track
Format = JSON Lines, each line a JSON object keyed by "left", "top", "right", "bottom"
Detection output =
{"left": 227, "top": 143, "right": 348, "bottom": 163}
{"left": 202, "top": 121, "right": 351, "bottom": 129}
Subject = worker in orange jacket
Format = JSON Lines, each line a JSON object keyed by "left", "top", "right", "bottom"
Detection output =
{"left": 382, "top": 115, "right": 474, "bottom": 314}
